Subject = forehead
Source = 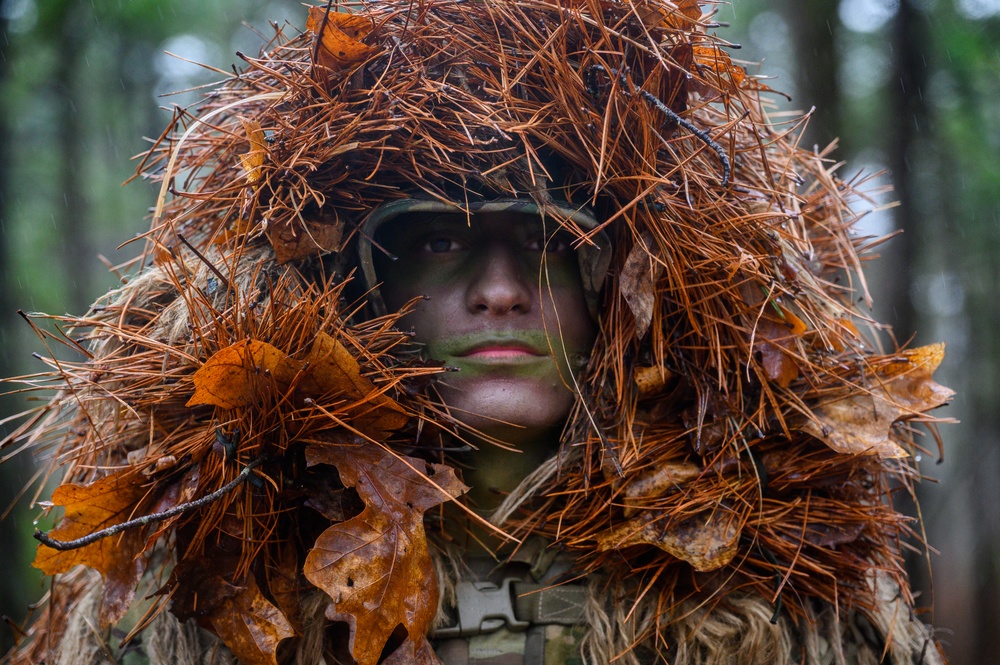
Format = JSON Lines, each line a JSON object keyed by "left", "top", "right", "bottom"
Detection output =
{"left": 378, "top": 211, "right": 563, "bottom": 239}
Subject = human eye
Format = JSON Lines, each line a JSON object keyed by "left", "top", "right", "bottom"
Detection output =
{"left": 525, "top": 233, "right": 573, "bottom": 254}
{"left": 422, "top": 236, "right": 464, "bottom": 253}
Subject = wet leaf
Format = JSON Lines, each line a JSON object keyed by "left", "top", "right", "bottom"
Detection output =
{"left": 692, "top": 43, "right": 745, "bottom": 86}
{"left": 239, "top": 117, "right": 267, "bottom": 184}
{"left": 187, "top": 340, "right": 301, "bottom": 410}
{"left": 595, "top": 507, "right": 740, "bottom": 572}
{"left": 634, "top": 365, "right": 674, "bottom": 398}
{"left": 303, "top": 445, "right": 467, "bottom": 665}
{"left": 307, "top": 7, "right": 374, "bottom": 70}
{"left": 207, "top": 574, "right": 296, "bottom": 665}
{"left": 268, "top": 218, "right": 344, "bottom": 264}
{"left": 635, "top": 0, "right": 701, "bottom": 28}
{"left": 754, "top": 307, "right": 806, "bottom": 388}
{"left": 622, "top": 461, "right": 701, "bottom": 516}
{"left": 803, "top": 343, "right": 954, "bottom": 458}
{"left": 33, "top": 471, "right": 149, "bottom": 625}
{"left": 302, "top": 332, "right": 409, "bottom": 437}
{"left": 620, "top": 234, "right": 663, "bottom": 339}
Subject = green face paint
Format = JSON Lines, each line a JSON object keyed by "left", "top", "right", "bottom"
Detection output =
{"left": 374, "top": 211, "right": 597, "bottom": 447}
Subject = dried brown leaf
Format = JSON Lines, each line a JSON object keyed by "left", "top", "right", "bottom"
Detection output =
{"left": 622, "top": 460, "right": 701, "bottom": 516}
{"left": 268, "top": 218, "right": 344, "bottom": 264}
{"left": 620, "top": 234, "right": 663, "bottom": 339}
{"left": 207, "top": 574, "right": 296, "bottom": 665}
{"left": 302, "top": 332, "right": 409, "bottom": 437}
{"left": 595, "top": 507, "right": 740, "bottom": 572}
{"left": 302, "top": 445, "right": 467, "bottom": 665}
{"left": 754, "top": 309, "right": 806, "bottom": 388}
{"left": 804, "top": 343, "right": 954, "bottom": 458}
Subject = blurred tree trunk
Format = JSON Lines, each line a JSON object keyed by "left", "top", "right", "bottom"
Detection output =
{"left": 885, "top": 1, "right": 924, "bottom": 349}
{"left": 0, "top": 11, "right": 33, "bottom": 653}
{"left": 55, "top": 6, "right": 94, "bottom": 313}
{"left": 783, "top": 0, "right": 841, "bottom": 148}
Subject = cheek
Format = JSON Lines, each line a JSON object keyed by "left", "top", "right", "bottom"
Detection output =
{"left": 382, "top": 277, "right": 455, "bottom": 347}
{"left": 540, "top": 285, "right": 597, "bottom": 353}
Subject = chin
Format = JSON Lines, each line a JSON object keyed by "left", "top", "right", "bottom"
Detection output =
{"left": 438, "top": 376, "right": 574, "bottom": 445}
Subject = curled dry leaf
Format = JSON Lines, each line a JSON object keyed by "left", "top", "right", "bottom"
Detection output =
{"left": 754, "top": 306, "right": 808, "bottom": 388}
{"left": 239, "top": 117, "right": 267, "bottom": 184}
{"left": 634, "top": 365, "right": 674, "bottom": 398}
{"left": 620, "top": 233, "right": 664, "bottom": 339}
{"left": 268, "top": 217, "right": 344, "bottom": 264}
{"left": 622, "top": 460, "right": 701, "bottom": 516}
{"left": 595, "top": 507, "right": 741, "bottom": 572}
{"left": 803, "top": 343, "right": 954, "bottom": 458}
{"left": 302, "top": 332, "right": 409, "bottom": 437}
{"left": 33, "top": 470, "right": 150, "bottom": 626}
{"left": 691, "top": 44, "right": 745, "bottom": 87}
{"left": 187, "top": 335, "right": 408, "bottom": 442}
{"left": 207, "top": 574, "right": 296, "bottom": 665}
{"left": 187, "top": 339, "right": 300, "bottom": 409}
{"left": 635, "top": 0, "right": 701, "bottom": 29}
{"left": 308, "top": 7, "right": 374, "bottom": 71}
{"left": 303, "top": 444, "right": 467, "bottom": 665}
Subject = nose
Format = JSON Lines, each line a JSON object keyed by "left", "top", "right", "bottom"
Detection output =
{"left": 465, "top": 245, "right": 533, "bottom": 315}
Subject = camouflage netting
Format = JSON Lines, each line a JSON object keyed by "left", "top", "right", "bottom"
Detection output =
{"left": 2, "top": 0, "right": 953, "bottom": 663}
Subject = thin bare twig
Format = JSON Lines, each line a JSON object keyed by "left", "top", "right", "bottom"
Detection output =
{"left": 34, "top": 457, "right": 266, "bottom": 551}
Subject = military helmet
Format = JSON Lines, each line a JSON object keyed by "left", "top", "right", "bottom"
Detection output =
{"left": 357, "top": 197, "right": 612, "bottom": 319}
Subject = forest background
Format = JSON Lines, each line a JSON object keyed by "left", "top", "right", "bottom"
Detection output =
{"left": 0, "top": 0, "right": 996, "bottom": 662}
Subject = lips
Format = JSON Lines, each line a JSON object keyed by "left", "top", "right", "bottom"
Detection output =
{"left": 432, "top": 331, "right": 551, "bottom": 363}
{"left": 459, "top": 342, "right": 544, "bottom": 359}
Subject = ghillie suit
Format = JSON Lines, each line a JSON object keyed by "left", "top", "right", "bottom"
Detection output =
{"left": 2, "top": 1, "right": 953, "bottom": 664}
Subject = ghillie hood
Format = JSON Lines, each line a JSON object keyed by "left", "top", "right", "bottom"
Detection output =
{"left": 4, "top": 1, "right": 953, "bottom": 663}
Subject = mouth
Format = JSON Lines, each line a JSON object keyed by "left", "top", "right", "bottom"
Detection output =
{"left": 434, "top": 331, "right": 552, "bottom": 364}
{"left": 459, "top": 342, "right": 545, "bottom": 360}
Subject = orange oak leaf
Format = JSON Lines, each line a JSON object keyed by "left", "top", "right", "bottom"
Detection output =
{"left": 302, "top": 332, "right": 409, "bottom": 437}
{"left": 307, "top": 7, "right": 374, "bottom": 70}
{"left": 206, "top": 574, "right": 296, "bottom": 665}
{"left": 302, "top": 445, "right": 467, "bottom": 665}
{"left": 33, "top": 470, "right": 150, "bottom": 625}
{"left": 803, "top": 343, "right": 954, "bottom": 458}
{"left": 239, "top": 117, "right": 267, "bottom": 184}
{"left": 187, "top": 339, "right": 301, "bottom": 409}
{"left": 595, "top": 506, "right": 741, "bottom": 572}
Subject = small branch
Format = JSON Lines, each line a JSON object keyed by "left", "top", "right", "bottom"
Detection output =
{"left": 587, "top": 65, "right": 732, "bottom": 188}
{"left": 34, "top": 457, "right": 266, "bottom": 551}
{"left": 177, "top": 233, "right": 233, "bottom": 294}
{"left": 310, "top": 0, "right": 336, "bottom": 78}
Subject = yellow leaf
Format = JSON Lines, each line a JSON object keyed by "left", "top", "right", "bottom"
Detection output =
{"left": 238, "top": 117, "right": 267, "bottom": 184}
{"left": 307, "top": 7, "right": 374, "bottom": 70}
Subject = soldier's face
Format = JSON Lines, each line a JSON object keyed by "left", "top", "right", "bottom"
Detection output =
{"left": 376, "top": 212, "right": 597, "bottom": 445}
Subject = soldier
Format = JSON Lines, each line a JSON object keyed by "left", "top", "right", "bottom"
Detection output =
{"left": 4, "top": 1, "right": 952, "bottom": 663}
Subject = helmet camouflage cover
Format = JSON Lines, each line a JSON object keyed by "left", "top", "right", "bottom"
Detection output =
{"left": 4, "top": 0, "right": 953, "bottom": 664}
